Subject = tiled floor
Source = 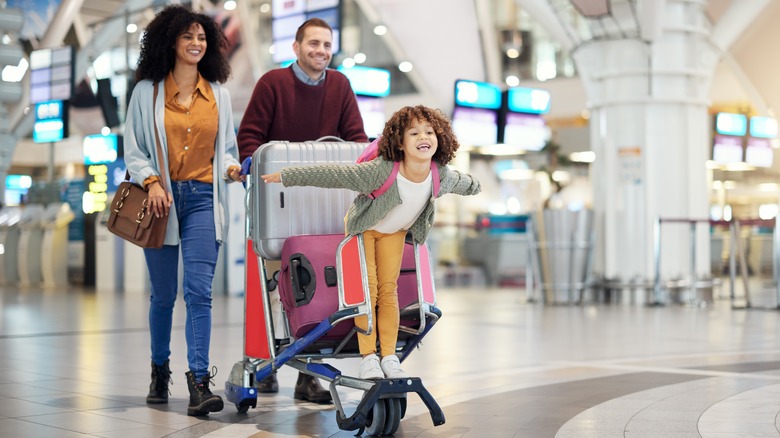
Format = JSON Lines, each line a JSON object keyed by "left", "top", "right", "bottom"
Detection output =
{"left": 1, "top": 282, "right": 779, "bottom": 437}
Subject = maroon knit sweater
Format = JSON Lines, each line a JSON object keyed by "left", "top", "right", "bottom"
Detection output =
{"left": 237, "top": 66, "right": 368, "bottom": 162}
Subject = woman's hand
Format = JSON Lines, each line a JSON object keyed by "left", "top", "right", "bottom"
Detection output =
{"left": 147, "top": 182, "right": 172, "bottom": 218}
{"left": 227, "top": 165, "right": 245, "bottom": 182}
{"left": 261, "top": 173, "right": 281, "bottom": 183}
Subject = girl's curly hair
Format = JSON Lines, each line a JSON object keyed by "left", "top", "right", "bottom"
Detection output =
{"left": 135, "top": 5, "right": 230, "bottom": 83}
{"left": 378, "top": 105, "right": 460, "bottom": 165}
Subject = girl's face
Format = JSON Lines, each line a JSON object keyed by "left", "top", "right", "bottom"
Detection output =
{"left": 401, "top": 118, "right": 438, "bottom": 162}
{"left": 174, "top": 23, "right": 207, "bottom": 67}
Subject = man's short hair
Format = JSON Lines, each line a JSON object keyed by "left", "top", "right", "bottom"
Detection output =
{"left": 295, "top": 18, "right": 333, "bottom": 43}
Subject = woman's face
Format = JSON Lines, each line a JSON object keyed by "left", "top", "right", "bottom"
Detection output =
{"left": 174, "top": 22, "right": 207, "bottom": 67}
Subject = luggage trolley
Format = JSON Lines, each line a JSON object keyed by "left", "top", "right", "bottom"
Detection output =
{"left": 224, "top": 140, "right": 446, "bottom": 435}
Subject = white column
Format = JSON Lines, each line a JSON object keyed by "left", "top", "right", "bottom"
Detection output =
{"left": 573, "top": 1, "right": 715, "bottom": 281}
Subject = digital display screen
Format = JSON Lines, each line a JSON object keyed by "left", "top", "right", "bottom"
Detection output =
{"left": 29, "top": 46, "right": 73, "bottom": 104}
{"left": 507, "top": 87, "right": 551, "bottom": 114}
{"left": 502, "top": 112, "right": 548, "bottom": 151}
{"left": 356, "top": 95, "right": 385, "bottom": 139}
{"left": 454, "top": 79, "right": 502, "bottom": 109}
{"left": 452, "top": 106, "right": 498, "bottom": 147}
{"left": 338, "top": 65, "right": 390, "bottom": 97}
{"left": 715, "top": 112, "right": 747, "bottom": 136}
{"left": 712, "top": 134, "right": 743, "bottom": 164}
{"left": 83, "top": 134, "right": 119, "bottom": 165}
{"left": 750, "top": 116, "right": 778, "bottom": 139}
{"left": 745, "top": 137, "right": 773, "bottom": 167}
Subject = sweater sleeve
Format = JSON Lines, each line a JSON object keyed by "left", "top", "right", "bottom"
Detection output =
{"left": 280, "top": 160, "right": 387, "bottom": 193}
{"left": 439, "top": 165, "right": 481, "bottom": 196}
{"left": 237, "top": 76, "right": 274, "bottom": 162}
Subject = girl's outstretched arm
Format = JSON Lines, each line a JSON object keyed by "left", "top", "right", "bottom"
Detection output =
{"left": 261, "top": 172, "right": 281, "bottom": 183}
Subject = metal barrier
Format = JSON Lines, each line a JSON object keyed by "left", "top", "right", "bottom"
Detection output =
{"left": 727, "top": 218, "right": 780, "bottom": 310}
{"left": 652, "top": 217, "right": 717, "bottom": 306}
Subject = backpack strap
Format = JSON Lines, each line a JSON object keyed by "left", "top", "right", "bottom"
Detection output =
{"left": 431, "top": 162, "right": 440, "bottom": 197}
{"left": 368, "top": 161, "right": 400, "bottom": 200}
{"left": 368, "top": 161, "right": 441, "bottom": 200}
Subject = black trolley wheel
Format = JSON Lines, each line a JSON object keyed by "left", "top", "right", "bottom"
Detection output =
{"left": 382, "top": 398, "right": 401, "bottom": 435}
{"left": 364, "top": 399, "right": 387, "bottom": 436}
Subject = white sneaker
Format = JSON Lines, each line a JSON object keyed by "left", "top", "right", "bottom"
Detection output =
{"left": 380, "top": 355, "right": 409, "bottom": 379}
{"left": 359, "top": 354, "right": 383, "bottom": 380}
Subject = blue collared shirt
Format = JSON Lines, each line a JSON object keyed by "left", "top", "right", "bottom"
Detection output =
{"left": 292, "top": 61, "right": 326, "bottom": 85}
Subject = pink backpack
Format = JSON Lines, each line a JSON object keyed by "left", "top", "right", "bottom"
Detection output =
{"left": 358, "top": 137, "right": 441, "bottom": 200}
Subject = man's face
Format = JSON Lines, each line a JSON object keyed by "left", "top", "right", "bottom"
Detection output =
{"left": 292, "top": 26, "right": 332, "bottom": 79}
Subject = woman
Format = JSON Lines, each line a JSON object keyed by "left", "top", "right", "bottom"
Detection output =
{"left": 124, "top": 5, "right": 243, "bottom": 417}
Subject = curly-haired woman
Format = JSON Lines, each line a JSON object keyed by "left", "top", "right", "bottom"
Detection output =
{"left": 261, "top": 105, "right": 481, "bottom": 380}
{"left": 123, "top": 5, "right": 243, "bottom": 416}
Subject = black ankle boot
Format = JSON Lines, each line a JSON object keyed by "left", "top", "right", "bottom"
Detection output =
{"left": 257, "top": 371, "right": 279, "bottom": 393}
{"left": 294, "top": 372, "right": 332, "bottom": 404}
{"left": 146, "top": 360, "right": 171, "bottom": 404}
{"left": 185, "top": 370, "right": 224, "bottom": 416}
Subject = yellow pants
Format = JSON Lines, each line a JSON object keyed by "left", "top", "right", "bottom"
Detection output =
{"left": 355, "top": 229, "right": 407, "bottom": 357}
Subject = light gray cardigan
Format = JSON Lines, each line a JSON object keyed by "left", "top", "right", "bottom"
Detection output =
{"left": 124, "top": 79, "right": 241, "bottom": 245}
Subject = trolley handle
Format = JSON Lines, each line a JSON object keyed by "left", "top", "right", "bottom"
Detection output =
{"left": 240, "top": 157, "right": 252, "bottom": 188}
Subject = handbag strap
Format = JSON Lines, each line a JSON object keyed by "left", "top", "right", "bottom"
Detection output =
{"left": 152, "top": 82, "right": 170, "bottom": 193}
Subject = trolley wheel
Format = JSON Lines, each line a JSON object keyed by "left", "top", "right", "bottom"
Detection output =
{"left": 399, "top": 395, "right": 407, "bottom": 419}
{"left": 364, "top": 399, "right": 387, "bottom": 436}
{"left": 382, "top": 398, "right": 401, "bottom": 436}
{"left": 235, "top": 399, "right": 255, "bottom": 414}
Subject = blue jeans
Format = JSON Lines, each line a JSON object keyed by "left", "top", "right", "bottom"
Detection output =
{"left": 144, "top": 180, "right": 219, "bottom": 378}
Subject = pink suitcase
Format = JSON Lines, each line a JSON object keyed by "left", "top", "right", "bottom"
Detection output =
{"left": 279, "top": 233, "right": 418, "bottom": 340}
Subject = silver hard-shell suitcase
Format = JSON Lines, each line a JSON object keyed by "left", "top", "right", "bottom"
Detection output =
{"left": 249, "top": 140, "right": 367, "bottom": 259}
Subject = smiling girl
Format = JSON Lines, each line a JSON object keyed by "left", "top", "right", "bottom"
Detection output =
{"left": 262, "top": 105, "right": 481, "bottom": 380}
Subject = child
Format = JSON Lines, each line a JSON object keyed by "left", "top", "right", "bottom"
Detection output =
{"left": 261, "top": 105, "right": 481, "bottom": 379}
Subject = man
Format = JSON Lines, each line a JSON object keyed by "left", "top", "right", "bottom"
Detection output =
{"left": 237, "top": 17, "right": 368, "bottom": 404}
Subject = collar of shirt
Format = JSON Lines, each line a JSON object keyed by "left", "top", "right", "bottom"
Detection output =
{"left": 292, "top": 61, "right": 326, "bottom": 86}
{"left": 164, "top": 71, "right": 212, "bottom": 103}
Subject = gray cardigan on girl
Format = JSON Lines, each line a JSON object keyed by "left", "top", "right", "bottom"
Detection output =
{"left": 124, "top": 79, "right": 241, "bottom": 245}
{"left": 280, "top": 158, "right": 481, "bottom": 243}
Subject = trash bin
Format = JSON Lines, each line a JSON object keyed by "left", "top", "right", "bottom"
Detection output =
{"left": 41, "top": 202, "right": 75, "bottom": 289}
{"left": 17, "top": 204, "right": 45, "bottom": 287}
{"left": 528, "top": 208, "right": 594, "bottom": 304}
{"left": 0, "top": 206, "right": 22, "bottom": 286}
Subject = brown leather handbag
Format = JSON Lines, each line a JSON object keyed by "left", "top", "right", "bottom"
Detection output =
{"left": 107, "top": 82, "right": 169, "bottom": 248}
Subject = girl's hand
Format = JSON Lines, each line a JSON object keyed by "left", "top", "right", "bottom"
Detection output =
{"left": 261, "top": 173, "right": 281, "bottom": 183}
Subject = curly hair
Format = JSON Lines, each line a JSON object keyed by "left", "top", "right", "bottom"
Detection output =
{"left": 378, "top": 105, "right": 460, "bottom": 165}
{"left": 135, "top": 5, "right": 231, "bottom": 83}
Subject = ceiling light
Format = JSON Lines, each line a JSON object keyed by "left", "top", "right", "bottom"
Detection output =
{"left": 398, "top": 61, "right": 413, "bottom": 73}
{"left": 505, "top": 75, "right": 519, "bottom": 87}
{"left": 353, "top": 52, "right": 366, "bottom": 64}
{"left": 341, "top": 57, "right": 355, "bottom": 68}
{"left": 373, "top": 25, "right": 387, "bottom": 36}
{"left": 126, "top": 23, "right": 137, "bottom": 33}
{"left": 506, "top": 48, "right": 520, "bottom": 58}
{"left": 224, "top": 0, "right": 237, "bottom": 10}
{"left": 260, "top": 3, "right": 271, "bottom": 13}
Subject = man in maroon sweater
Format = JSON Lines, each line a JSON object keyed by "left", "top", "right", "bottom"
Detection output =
{"left": 237, "top": 17, "right": 367, "bottom": 404}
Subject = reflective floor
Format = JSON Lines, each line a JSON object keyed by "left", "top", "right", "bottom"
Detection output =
{"left": 1, "top": 281, "right": 779, "bottom": 437}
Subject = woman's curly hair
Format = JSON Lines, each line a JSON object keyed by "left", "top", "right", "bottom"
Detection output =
{"left": 378, "top": 105, "right": 460, "bottom": 165}
{"left": 135, "top": 5, "right": 230, "bottom": 83}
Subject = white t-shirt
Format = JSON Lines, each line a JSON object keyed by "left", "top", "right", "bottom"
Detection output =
{"left": 371, "top": 171, "right": 432, "bottom": 234}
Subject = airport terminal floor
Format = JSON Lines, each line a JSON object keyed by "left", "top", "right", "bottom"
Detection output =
{"left": 1, "top": 283, "right": 779, "bottom": 438}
